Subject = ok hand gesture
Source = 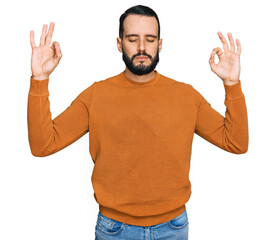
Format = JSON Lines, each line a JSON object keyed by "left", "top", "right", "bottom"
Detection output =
{"left": 30, "top": 22, "right": 62, "bottom": 80}
{"left": 209, "top": 32, "right": 241, "bottom": 85}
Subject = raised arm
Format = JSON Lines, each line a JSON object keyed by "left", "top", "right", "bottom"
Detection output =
{"left": 194, "top": 32, "right": 248, "bottom": 154}
{"left": 27, "top": 22, "right": 93, "bottom": 157}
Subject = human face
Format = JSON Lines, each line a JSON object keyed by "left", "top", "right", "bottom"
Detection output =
{"left": 117, "top": 14, "right": 162, "bottom": 75}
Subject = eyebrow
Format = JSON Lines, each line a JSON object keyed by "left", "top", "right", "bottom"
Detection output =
{"left": 125, "top": 34, "right": 158, "bottom": 38}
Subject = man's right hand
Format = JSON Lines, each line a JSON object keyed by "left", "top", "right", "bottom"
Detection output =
{"left": 30, "top": 22, "right": 62, "bottom": 80}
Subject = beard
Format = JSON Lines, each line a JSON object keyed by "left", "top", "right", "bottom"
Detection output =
{"left": 122, "top": 46, "right": 160, "bottom": 76}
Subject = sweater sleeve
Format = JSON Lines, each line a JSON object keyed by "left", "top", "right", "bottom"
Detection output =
{"left": 192, "top": 81, "right": 249, "bottom": 154}
{"left": 27, "top": 77, "right": 94, "bottom": 157}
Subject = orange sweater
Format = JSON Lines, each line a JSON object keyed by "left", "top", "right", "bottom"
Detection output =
{"left": 27, "top": 70, "right": 248, "bottom": 226}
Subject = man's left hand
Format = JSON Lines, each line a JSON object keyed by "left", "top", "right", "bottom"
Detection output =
{"left": 209, "top": 32, "right": 241, "bottom": 86}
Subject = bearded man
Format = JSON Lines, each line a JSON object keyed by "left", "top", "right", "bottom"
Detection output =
{"left": 28, "top": 5, "right": 248, "bottom": 240}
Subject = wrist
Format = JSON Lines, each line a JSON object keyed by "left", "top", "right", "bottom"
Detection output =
{"left": 223, "top": 80, "right": 240, "bottom": 86}
{"left": 31, "top": 75, "right": 49, "bottom": 81}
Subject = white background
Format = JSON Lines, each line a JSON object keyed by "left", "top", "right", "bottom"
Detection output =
{"left": 0, "top": 0, "right": 275, "bottom": 239}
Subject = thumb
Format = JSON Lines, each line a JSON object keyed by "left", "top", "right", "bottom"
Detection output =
{"left": 209, "top": 49, "right": 217, "bottom": 73}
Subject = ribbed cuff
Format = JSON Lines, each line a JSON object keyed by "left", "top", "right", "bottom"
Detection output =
{"left": 223, "top": 80, "right": 244, "bottom": 100}
{"left": 28, "top": 77, "right": 49, "bottom": 96}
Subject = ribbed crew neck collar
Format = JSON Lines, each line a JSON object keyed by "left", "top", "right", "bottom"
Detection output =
{"left": 121, "top": 70, "right": 160, "bottom": 86}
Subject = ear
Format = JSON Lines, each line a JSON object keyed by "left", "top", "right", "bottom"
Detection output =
{"left": 117, "top": 37, "right": 123, "bottom": 53}
{"left": 158, "top": 38, "right": 163, "bottom": 53}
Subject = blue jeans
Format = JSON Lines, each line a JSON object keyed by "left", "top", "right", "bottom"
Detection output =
{"left": 95, "top": 209, "right": 189, "bottom": 240}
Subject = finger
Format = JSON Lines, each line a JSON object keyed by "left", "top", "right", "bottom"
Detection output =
{"left": 217, "top": 31, "right": 229, "bottom": 52}
{"left": 55, "top": 42, "right": 62, "bottom": 59}
{"left": 213, "top": 47, "right": 224, "bottom": 59}
{"left": 236, "top": 38, "right": 241, "bottom": 56}
{"left": 227, "top": 32, "right": 235, "bottom": 53}
{"left": 39, "top": 24, "right": 48, "bottom": 46}
{"left": 30, "top": 30, "right": 36, "bottom": 48}
{"left": 51, "top": 41, "right": 62, "bottom": 64}
{"left": 50, "top": 41, "right": 57, "bottom": 52}
{"left": 45, "top": 22, "right": 55, "bottom": 46}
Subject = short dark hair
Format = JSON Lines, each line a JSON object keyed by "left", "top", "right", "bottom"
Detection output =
{"left": 119, "top": 5, "right": 160, "bottom": 40}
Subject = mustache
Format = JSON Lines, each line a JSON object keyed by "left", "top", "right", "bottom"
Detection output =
{"left": 131, "top": 51, "right": 152, "bottom": 61}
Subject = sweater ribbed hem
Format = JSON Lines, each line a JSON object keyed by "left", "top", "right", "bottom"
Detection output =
{"left": 29, "top": 77, "right": 49, "bottom": 96}
{"left": 224, "top": 80, "right": 244, "bottom": 100}
{"left": 99, "top": 204, "right": 186, "bottom": 227}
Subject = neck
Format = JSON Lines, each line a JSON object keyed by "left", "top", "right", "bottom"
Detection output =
{"left": 124, "top": 68, "right": 156, "bottom": 83}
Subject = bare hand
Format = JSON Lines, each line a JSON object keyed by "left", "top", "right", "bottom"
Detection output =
{"left": 30, "top": 22, "right": 62, "bottom": 80}
{"left": 209, "top": 32, "right": 241, "bottom": 85}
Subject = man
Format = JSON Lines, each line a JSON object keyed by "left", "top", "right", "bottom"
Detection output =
{"left": 28, "top": 5, "right": 248, "bottom": 240}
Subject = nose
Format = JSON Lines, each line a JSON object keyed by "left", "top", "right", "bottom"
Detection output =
{"left": 137, "top": 38, "right": 146, "bottom": 52}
